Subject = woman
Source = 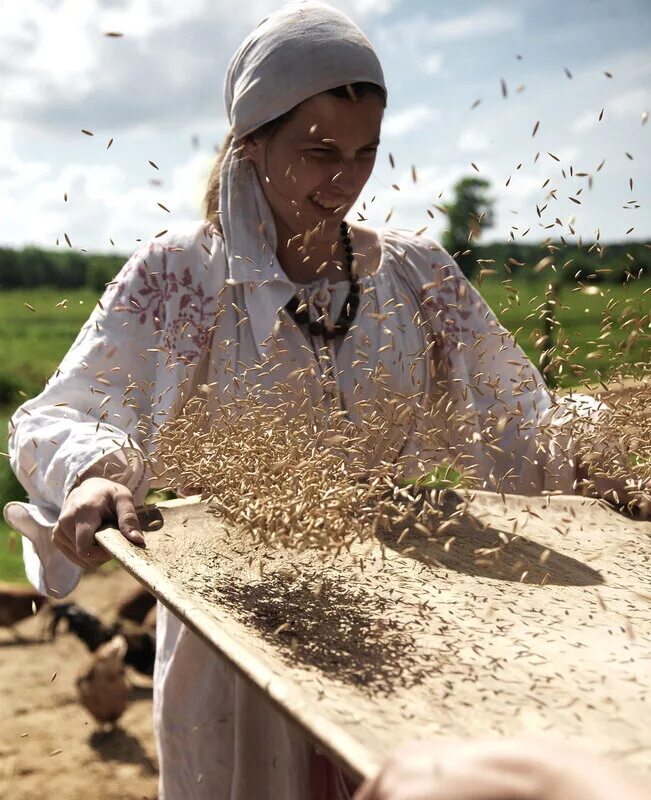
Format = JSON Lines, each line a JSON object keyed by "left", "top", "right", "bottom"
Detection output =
{"left": 4, "top": 1, "right": 648, "bottom": 798}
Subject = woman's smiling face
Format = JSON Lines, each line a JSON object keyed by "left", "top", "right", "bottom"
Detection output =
{"left": 242, "top": 90, "right": 384, "bottom": 239}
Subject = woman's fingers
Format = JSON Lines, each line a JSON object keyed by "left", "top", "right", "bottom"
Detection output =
{"left": 52, "top": 479, "right": 145, "bottom": 569}
{"left": 51, "top": 522, "right": 95, "bottom": 568}
{"left": 112, "top": 490, "right": 145, "bottom": 546}
{"left": 75, "top": 515, "right": 112, "bottom": 565}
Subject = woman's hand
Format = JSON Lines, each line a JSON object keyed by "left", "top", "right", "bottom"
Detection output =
{"left": 576, "top": 458, "right": 651, "bottom": 519}
{"left": 353, "top": 737, "right": 649, "bottom": 800}
{"left": 51, "top": 477, "right": 145, "bottom": 568}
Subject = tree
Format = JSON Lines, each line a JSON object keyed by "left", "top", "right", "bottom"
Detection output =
{"left": 442, "top": 177, "right": 495, "bottom": 280}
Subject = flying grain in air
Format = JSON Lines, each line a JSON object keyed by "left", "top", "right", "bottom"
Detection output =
{"left": 149, "top": 160, "right": 160, "bottom": 170}
{"left": 81, "top": 129, "right": 94, "bottom": 136}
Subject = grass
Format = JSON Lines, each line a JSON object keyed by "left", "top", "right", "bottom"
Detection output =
{"left": 1, "top": 409, "right": 28, "bottom": 583}
{"left": 0, "top": 290, "right": 99, "bottom": 584}
{"left": 0, "top": 288, "right": 99, "bottom": 403}
{"left": 0, "top": 279, "right": 649, "bottom": 582}
{"left": 478, "top": 277, "right": 650, "bottom": 387}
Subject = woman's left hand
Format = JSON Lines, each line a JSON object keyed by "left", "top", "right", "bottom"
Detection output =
{"left": 577, "top": 460, "right": 651, "bottom": 519}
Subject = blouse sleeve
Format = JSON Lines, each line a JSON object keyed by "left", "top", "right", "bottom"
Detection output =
{"left": 4, "top": 239, "right": 174, "bottom": 597}
{"left": 6, "top": 244, "right": 162, "bottom": 513}
{"left": 4, "top": 224, "right": 224, "bottom": 597}
{"left": 411, "top": 238, "right": 603, "bottom": 496}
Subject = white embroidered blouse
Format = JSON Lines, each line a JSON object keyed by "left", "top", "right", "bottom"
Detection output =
{"left": 3, "top": 220, "right": 600, "bottom": 799}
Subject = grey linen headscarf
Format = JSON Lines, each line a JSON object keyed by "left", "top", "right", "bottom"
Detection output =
{"left": 219, "top": 0, "right": 386, "bottom": 361}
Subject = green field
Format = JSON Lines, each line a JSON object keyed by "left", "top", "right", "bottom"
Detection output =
{"left": 1, "top": 279, "right": 649, "bottom": 582}
{"left": 478, "top": 277, "right": 650, "bottom": 387}
{"left": 0, "top": 289, "right": 100, "bottom": 584}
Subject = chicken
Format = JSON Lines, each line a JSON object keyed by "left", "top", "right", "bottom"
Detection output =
{"left": 0, "top": 581, "right": 47, "bottom": 637}
{"left": 115, "top": 586, "right": 156, "bottom": 625}
{"left": 76, "top": 634, "right": 130, "bottom": 726}
{"left": 50, "top": 602, "right": 156, "bottom": 676}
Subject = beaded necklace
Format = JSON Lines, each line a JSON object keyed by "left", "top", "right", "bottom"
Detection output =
{"left": 284, "top": 221, "right": 361, "bottom": 341}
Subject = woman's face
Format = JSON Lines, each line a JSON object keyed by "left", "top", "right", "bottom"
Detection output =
{"left": 242, "top": 90, "right": 384, "bottom": 239}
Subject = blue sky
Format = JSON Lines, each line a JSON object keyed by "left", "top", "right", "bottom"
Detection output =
{"left": 0, "top": 0, "right": 649, "bottom": 254}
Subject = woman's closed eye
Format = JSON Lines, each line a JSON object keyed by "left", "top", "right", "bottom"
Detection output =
{"left": 306, "top": 148, "right": 377, "bottom": 160}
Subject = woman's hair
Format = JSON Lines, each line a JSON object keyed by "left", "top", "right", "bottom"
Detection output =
{"left": 203, "top": 82, "right": 386, "bottom": 235}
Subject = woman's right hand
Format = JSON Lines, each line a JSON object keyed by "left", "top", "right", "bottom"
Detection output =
{"left": 52, "top": 477, "right": 145, "bottom": 568}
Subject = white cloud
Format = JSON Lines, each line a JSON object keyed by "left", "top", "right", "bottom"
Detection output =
{"left": 457, "top": 126, "right": 492, "bottom": 152}
{"left": 571, "top": 110, "right": 597, "bottom": 134}
{"left": 168, "top": 150, "right": 216, "bottom": 217}
{"left": 572, "top": 88, "right": 650, "bottom": 132}
{"left": 428, "top": 8, "right": 521, "bottom": 41}
{"left": 609, "top": 87, "right": 650, "bottom": 118}
{"left": 383, "top": 105, "right": 439, "bottom": 137}
{"left": 350, "top": 0, "right": 398, "bottom": 17}
{"left": 379, "top": 7, "right": 522, "bottom": 53}
{"left": 98, "top": 0, "right": 209, "bottom": 38}
{"left": 421, "top": 53, "right": 443, "bottom": 75}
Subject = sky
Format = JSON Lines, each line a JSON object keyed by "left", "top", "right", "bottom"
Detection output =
{"left": 0, "top": 0, "right": 649, "bottom": 256}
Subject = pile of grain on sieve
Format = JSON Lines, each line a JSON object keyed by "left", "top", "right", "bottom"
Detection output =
{"left": 187, "top": 566, "right": 429, "bottom": 690}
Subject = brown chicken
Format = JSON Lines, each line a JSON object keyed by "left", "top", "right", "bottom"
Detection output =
{"left": 0, "top": 581, "right": 47, "bottom": 635}
{"left": 76, "top": 634, "right": 130, "bottom": 726}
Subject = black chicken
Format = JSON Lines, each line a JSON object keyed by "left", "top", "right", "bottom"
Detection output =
{"left": 50, "top": 602, "right": 156, "bottom": 676}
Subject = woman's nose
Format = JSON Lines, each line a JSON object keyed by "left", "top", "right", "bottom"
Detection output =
{"left": 330, "top": 158, "right": 359, "bottom": 193}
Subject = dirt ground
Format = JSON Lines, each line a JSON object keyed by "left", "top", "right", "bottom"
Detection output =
{"left": 0, "top": 568, "right": 159, "bottom": 800}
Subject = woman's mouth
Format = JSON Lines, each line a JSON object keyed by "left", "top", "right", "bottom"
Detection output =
{"left": 309, "top": 191, "right": 348, "bottom": 215}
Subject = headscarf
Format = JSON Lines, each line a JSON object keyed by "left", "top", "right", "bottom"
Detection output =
{"left": 219, "top": 0, "right": 386, "bottom": 361}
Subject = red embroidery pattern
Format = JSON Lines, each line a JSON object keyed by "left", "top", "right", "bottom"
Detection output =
{"left": 112, "top": 245, "right": 217, "bottom": 361}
